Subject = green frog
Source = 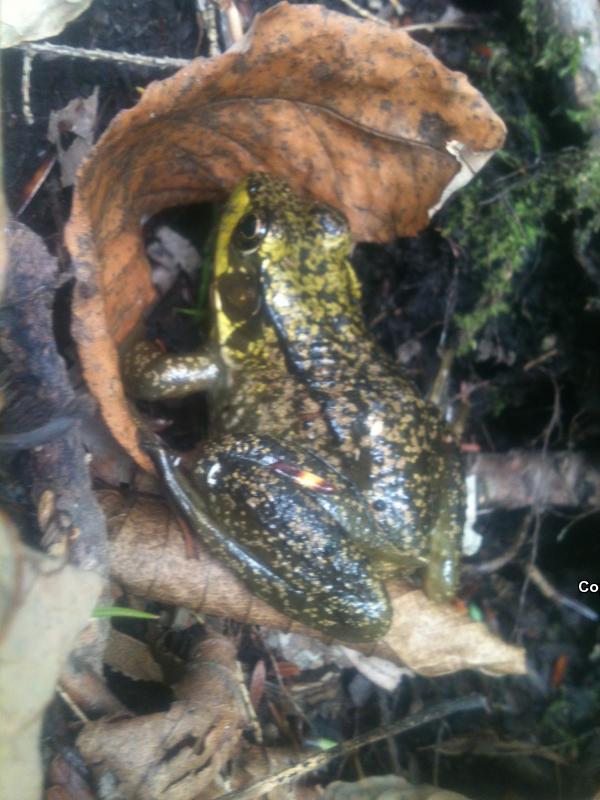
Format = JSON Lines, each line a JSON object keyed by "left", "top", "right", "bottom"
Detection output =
{"left": 123, "top": 174, "right": 464, "bottom": 643}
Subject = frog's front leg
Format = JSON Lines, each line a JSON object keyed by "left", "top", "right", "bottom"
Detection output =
{"left": 122, "top": 341, "right": 223, "bottom": 401}
{"left": 147, "top": 436, "right": 391, "bottom": 643}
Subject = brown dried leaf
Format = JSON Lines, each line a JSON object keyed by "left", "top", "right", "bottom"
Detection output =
{"left": 77, "top": 636, "right": 246, "bottom": 800}
{"left": 4, "top": 220, "right": 110, "bottom": 580}
{"left": 265, "top": 629, "right": 406, "bottom": 691}
{"left": 211, "top": 743, "right": 319, "bottom": 800}
{"left": 0, "top": 512, "right": 102, "bottom": 800}
{"left": 0, "top": 0, "right": 92, "bottom": 47}
{"left": 58, "top": 663, "right": 128, "bottom": 718}
{"left": 248, "top": 658, "right": 266, "bottom": 711}
{"left": 47, "top": 754, "right": 95, "bottom": 800}
{"left": 103, "top": 492, "right": 525, "bottom": 678}
{"left": 47, "top": 88, "right": 99, "bottom": 188}
{"left": 104, "top": 629, "right": 164, "bottom": 683}
{"left": 66, "top": 2, "right": 505, "bottom": 468}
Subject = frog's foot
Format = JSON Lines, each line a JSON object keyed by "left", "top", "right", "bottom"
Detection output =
{"left": 148, "top": 436, "right": 391, "bottom": 643}
{"left": 423, "top": 446, "right": 464, "bottom": 603}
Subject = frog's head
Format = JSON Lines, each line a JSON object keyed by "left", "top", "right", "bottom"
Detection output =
{"left": 212, "top": 173, "right": 362, "bottom": 364}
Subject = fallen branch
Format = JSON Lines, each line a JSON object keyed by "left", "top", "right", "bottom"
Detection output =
{"left": 15, "top": 41, "right": 189, "bottom": 69}
{"left": 471, "top": 450, "right": 600, "bottom": 510}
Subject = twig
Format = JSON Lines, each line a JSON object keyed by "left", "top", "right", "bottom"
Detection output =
{"left": 510, "top": 393, "right": 560, "bottom": 634}
{"left": 336, "top": 0, "right": 388, "bottom": 26}
{"left": 15, "top": 42, "right": 190, "bottom": 70}
{"left": 526, "top": 563, "right": 598, "bottom": 622}
{"left": 198, "top": 0, "right": 220, "bottom": 57}
{"left": 557, "top": 508, "right": 600, "bottom": 543}
{"left": 523, "top": 347, "right": 559, "bottom": 371}
{"left": 401, "top": 21, "right": 476, "bottom": 32}
{"left": 21, "top": 52, "right": 33, "bottom": 125}
{"left": 56, "top": 685, "right": 89, "bottom": 723}
{"left": 218, "top": 0, "right": 244, "bottom": 44}
{"left": 388, "top": 0, "right": 405, "bottom": 16}
{"left": 215, "top": 696, "right": 488, "bottom": 800}
{"left": 543, "top": 370, "right": 563, "bottom": 450}
{"left": 512, "top": 511, "right": 541, "bottom": 643}
{"left": 467, "top": 512, "right": 531, "bottom": 575}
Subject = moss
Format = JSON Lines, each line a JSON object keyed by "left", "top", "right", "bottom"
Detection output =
{"left": 442, "top": 153, "right": 570, "bottom": 354}
{"left": 540, "top": 686, "right": 600, "bottom": 752}
{"left": 441, "top": 5, "right": 597, "bottom": 355}
{"left": 520, "top": 0, "right": 582, "bottom": 78}
{"left": 568, "top": 148, "right": 600, "bottom": 247}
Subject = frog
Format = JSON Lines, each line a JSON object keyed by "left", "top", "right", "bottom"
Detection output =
{"left": 123, "top": 173, "right": 464, "bottom": 643}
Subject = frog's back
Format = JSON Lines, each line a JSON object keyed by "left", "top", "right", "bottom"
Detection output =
{"left": 217, "top": 337, "right": 453, "bottom": 563}
{"left": 301, "top": 346, "right": 453, "bottom": 552}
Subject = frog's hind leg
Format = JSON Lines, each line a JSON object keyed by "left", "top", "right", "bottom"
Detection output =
{"left": 148, "top": 439, "right": 391, "bottom": 643}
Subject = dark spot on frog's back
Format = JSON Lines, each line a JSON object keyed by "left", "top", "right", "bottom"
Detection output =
{"left": 418, "top": 112, "right": 456, "bottom": 146}
{"left": 379, "top": 99, "right": 392, "bottom": 113}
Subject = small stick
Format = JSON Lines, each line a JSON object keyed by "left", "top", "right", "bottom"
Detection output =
{"left": 56, "top": 684, "right": 89, "bottom": 724}
{"left": 218, "top": 0, "right": 244, "bottom": 43}
{"left": 401, "top": 21, "right": 476, "bottom": 32}
{"left": 468, "top": 513, "right": 531, "bottom": 575}
{"left": 527, "top": 563, "right": 598, "bottom": 622}
{"left": 388, "top": 0, "right": 405, "bottom": 16}
{"left": 21, "top": 52, "right": 34, "bottom": 125}
{"left": 216, "top": 695, "right": 488, "bottom": 800}
{"left": 336, "top": 0, "right": 388, "bottom": 26}
{"left": 15, "top": 41, "right": 190, "bottom": 70}
{"left": 198, "top": 0, "right": 220, "bottom": 57}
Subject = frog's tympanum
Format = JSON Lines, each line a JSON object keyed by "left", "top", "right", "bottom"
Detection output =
{"left": 123, "top": 174, "right": 464, "bottom": 642}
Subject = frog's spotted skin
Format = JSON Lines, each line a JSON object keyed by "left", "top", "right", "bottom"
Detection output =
{"left": 127, "top": 173, "right": 464, "bottom": 642}
{"left": 153, "top": 433, "right": 391, "bottom": 640}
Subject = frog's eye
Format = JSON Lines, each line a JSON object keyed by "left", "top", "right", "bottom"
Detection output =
{"left": 232, "top": 213, "right": 268, "bottom": 254}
